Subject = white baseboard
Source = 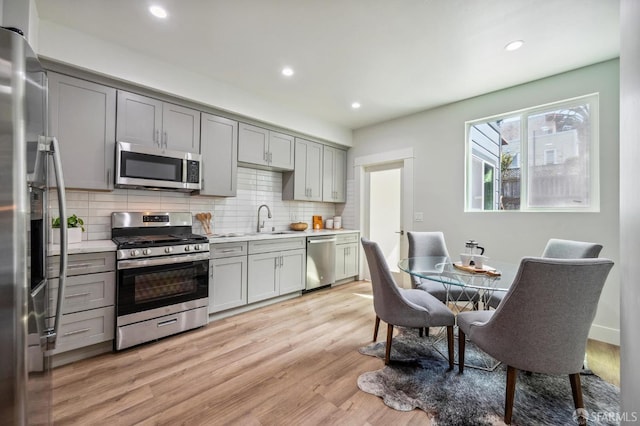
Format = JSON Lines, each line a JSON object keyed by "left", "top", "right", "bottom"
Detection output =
{"left": 589, "top": 323, "right": 620, "bottom": 346}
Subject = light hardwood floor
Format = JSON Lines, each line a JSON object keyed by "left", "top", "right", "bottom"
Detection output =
{"left": 52, "top": 280, "right": 619, "bottom": 425}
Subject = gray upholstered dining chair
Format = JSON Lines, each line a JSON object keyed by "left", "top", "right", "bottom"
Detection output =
{"left": 457, "top": 257, "right": 614, "bottom": 425}
{"left": 488, "top": 238, "right": 603, "bottom": 309}
{"left": 361, "top": 237, "right": 455, "bottom": 367}
{"left": 407, "top": 232, "right": 480, "bottom": 328}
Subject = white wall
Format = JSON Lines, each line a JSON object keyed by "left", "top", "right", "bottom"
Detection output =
{"left": 350, "top": 60, "right": 620, "bottom": 345}
{"left": 619, "top": 0, "right": 639, "bottom": 416}
{"left": 36, "top": 20, "right": 352, "bottom": 147}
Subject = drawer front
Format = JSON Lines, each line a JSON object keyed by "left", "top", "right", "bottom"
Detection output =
{"left": 48, "top": 272, "right": 116, "bottom": 317}
{"left": 336, "top": 232, "right": 359, "bottom": 245}
{"left": 48, "top": 252, "right": 116, "bottom": 278}
{"left": 51, "top": 306, "right": 115, "bottom": 354}
{"left": 248, "top": 237, "right": 305, "bottom": 255}
{"left": 210, "top": 241, "right": 248, "bottom": 259}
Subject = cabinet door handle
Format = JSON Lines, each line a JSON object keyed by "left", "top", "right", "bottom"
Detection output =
{"left": 65, "top": 292, "right": 91, "bottom": 299}
{"left": 163, "top": 131, "right": 168, "bottom": 148}
{"left": 280, "top": 256, "right": 284, "bottom": 268}
{"left": 107, "top": 168, "right": 111, "bottom": 186}
{"left": 155, "top": 129, "right": 160, "bottom": 147}
{"left": 268, "top": 152, "right": 272, "bottom": 163}
{"left": 63, "top": 328, "right": 90, "bottom": 337}
{"left": 201, "top": 179, "right": 205, "bottom": 191}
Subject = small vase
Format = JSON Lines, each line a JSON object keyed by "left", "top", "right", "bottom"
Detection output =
{"left": 51, "top": 227, "right": 82, "bottom": 244}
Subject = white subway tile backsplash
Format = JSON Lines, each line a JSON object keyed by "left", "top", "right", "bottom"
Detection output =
{"left": 47, "top": 169, "right": 337, "bottom": 240}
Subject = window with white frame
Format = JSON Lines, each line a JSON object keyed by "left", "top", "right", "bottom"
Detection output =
{"left": 465, "top": 93, "right": 599, "bottom": 212}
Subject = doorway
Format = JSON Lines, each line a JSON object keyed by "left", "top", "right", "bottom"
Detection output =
{"left": 367, "top": 163, "right": 403, "bottom": 282}
{"left": 355, "top": 148, "right": 414, "bottom": 287}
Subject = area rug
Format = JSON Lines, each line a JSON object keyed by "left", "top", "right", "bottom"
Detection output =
{"left": 357, "top": 328, "right": 620, "bottom": 425}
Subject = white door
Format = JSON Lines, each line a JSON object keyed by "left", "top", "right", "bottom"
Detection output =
{"left": 355, "top": 148, "right": 414, "bottom": 287}
{"left": 366, "top": 162, "right": 404, "bottom": 284}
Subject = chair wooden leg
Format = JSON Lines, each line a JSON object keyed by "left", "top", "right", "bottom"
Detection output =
{"left": 569, "top": 373, "right": 584, "bottom": 409}
{"left": 419, "top": 327, "right": 423, "bottom": 337}
{"left": 384, "top": 324, "right": 394, "bottom": 365}
{"left": 505, "top": 366, "right": 518, "bottom": 425}
{"left": 458, "top": 329, "right": 466, "bottom": 373}
{"left": 373, "top": 316, "right": 380, "bottom": 342}
{"left": 446, "top": 326, "right": 454, "bottom": 370}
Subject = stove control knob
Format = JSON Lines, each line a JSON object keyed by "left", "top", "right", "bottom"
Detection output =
{"left": 165, "top": 247, "right": 173, "bottom": 254}
{"left": 184, "top": 245, "right": 191, "bottom": 252}
{"left": 131, "top": 249, "right": 140, "bottom": 257}
{"left": 194, "top": 244, "right": 201, "bottom": 251}
{"left": 142, "top": 248, "right": 151, "bottom": 255}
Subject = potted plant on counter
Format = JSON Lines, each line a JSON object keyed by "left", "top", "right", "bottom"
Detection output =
{"left": 51, "top": 214, "right": 85, "bottom": 244}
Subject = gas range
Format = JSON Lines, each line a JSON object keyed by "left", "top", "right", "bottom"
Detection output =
{"left": 112, "top": 212, "right": 209, "bottom": 261}
{"left": 111, "top": 212, "right": 210, "bottom": 350}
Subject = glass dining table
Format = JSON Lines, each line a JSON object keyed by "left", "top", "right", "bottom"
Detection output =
{"left": 397, "top": 256, "right": 519, "bottom": 370}
{"left": 398, "top": 256, "right": 518, "bottom": 312}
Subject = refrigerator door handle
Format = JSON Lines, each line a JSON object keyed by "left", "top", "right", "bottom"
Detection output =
{"left": 43, "top": 136, "right": 68, "bottom": 352}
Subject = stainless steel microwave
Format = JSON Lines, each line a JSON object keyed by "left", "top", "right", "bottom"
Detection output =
{"left": 115, "top": 141, "right": 201, "bottom": 191}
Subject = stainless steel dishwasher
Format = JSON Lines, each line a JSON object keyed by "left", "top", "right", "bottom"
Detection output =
{"left": 306, "top": 235, "right": 336, "bottom": 291}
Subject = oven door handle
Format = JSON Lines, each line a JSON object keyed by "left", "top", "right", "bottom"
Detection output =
{"left": 117, "top": 252, "right": 210, "bottom": 270}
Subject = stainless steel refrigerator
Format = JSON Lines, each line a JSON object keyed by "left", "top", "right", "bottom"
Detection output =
{"left": 0, "top": 27, "right": 68, "bottom": 425}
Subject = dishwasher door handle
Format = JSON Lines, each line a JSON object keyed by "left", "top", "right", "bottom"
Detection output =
{"left": 308, "top": 238, "right": 337, "bottom": 244}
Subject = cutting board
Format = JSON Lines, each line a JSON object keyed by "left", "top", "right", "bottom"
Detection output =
{"left": 453, "top": 262, "right": 501, "bottom": 277}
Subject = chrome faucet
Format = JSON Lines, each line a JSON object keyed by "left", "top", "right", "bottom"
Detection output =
{"left": 257, "top": 204, "right": 272, "bottom": 232}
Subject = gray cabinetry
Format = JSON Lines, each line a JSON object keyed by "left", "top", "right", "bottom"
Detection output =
{"left": 283, "top": 138, "right": 323, "bottom": 201}
{"left": 247, "top": 238, "right": 305, "bottom": 303}
{"left": 209, "top": 242, "right": 248, "bottom": 313}
{"left": 335, "top": 233, "right": 359, "bottom": 282}
{"left": 47, "top": 72, "right": 116, "bottom": 190}
{"left": 198, "top": 114, "right": 238, "bottom": 197}
{"left": 47, "top": 252, "right": 116, "bottom": 354}
{"left": 323, "top": 146, "right": 347, "bottom": 202}
{"left": 238, "top": 123, "right": 294, "bottom": 170}
{"left": 116, "top": 90, "right": 200, "bottom": 153}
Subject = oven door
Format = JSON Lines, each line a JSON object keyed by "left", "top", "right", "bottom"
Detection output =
{"left": 116, "top": 253, "right": 209, "bottom": 318}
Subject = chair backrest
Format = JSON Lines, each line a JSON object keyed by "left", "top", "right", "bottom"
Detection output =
{"left": 361, "top": 237, "right": 411, "bottom": 323}
{"left": 541, "top": 238, "right": 602, "bottom": 259}
{"left": 407, "top": 232, "right": 449, "bottom": 287}
{"left": 481, "top": 257, "right": 614, "bottom": 374}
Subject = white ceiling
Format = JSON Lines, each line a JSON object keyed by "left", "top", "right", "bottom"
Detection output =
{"left": 34, "top": 0, "right": 620, "bottom": 130}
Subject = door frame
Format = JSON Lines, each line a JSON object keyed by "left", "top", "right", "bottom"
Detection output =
{"left": 354, "top": 148, "right": 414, "bottom": 286}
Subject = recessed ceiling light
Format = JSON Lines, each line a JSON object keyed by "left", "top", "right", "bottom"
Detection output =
{"left": 351, "top": 102, "right": 361, "bottom": 109}
{"left": 504, "top": 40, "right": 524, "bottom": 51}
{"left": 282, "top": 67, "right": 294, "bottom": 77}
{"left": 149, "top": 5, "right": 168, "bottom": 19}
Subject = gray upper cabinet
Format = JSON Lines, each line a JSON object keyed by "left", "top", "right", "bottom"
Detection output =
{"left": 322, "top": 146, "right": 347, "bottom": 202}
{"left": 198, "top": 113, "right": 238, "bottom": 197}
{"left": 282, "top": 138, "right": 323, "bottom": 201}
{"left": 48, "top": 72, "right": 116, "bottom": 191}
{"left": 116, "top": 90, "right": 200, "bottom": 153}
{"left": 238, "top": 123, "right": 294, "bottom": 170}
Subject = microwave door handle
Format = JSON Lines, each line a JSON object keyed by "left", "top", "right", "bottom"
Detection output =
{"left": 182, "top": 159, "right": 187, "bottom": 183}
{"left": 43, "top": 136, "right": 68, "bottom": 352}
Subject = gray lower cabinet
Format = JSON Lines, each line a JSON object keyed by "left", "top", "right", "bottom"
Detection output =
{"left": 209, "top": 242, "right": 248, "bottom": 313}
{"left": 47, "top": 252, "right": 116, "bottom": 354}
{"left": 116, "top": 90, "right": 200, "bottom": 153}
{"left": 47, "top": 72, "right": 116, "bottom": 190}
{"left": 336, "top": 233, "right": 359, "bottom": 281}
{"left": 198, "top": 113, "right": 238, "bottom": 197}
{"left": 247, "top": 238, "right": 306, "bottom": 303}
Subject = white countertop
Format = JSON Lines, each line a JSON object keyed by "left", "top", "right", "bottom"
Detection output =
{"left": 48, "top": 239, "right": 117, "bottom": 256}
{"left": 47, "top": 229, "right": 359, "bottom": 255}
{"left": 207, "top": 229, "right": 359, "bottom": 243}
